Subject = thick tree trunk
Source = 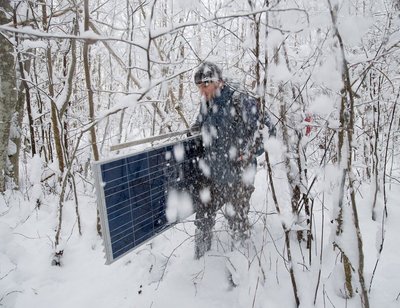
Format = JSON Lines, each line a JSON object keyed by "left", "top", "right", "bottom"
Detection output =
{"left": 12, "top": 8, "right": 35, "bottom": 189}
{"left": 0, "top": 1, "right": 17, "bottom": 191}
{"left": 8, "top": 81, "right": 25, "bottom": 187}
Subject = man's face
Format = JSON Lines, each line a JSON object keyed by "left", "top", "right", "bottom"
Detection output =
{"left": 197, "top": 81, "right": 221, "bottom": 101}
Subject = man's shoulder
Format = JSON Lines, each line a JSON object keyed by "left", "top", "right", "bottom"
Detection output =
{"left": 226, "top": 83, "right": 256, "bottom": 105}
{"left": 232, "top": 90, "right": 258, "bottom": 113}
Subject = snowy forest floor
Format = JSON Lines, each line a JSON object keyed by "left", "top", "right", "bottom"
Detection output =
{"left": 1, "top": 162, "right": 400, "bottom": 308}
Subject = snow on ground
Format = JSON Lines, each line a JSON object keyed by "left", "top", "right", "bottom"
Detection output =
{"left": 0, "top": 165, "right": 399, "bottom": 308}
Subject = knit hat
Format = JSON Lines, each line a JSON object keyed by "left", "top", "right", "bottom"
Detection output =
{"left": 193, "top": 61, "right": 222, "bottom": 85}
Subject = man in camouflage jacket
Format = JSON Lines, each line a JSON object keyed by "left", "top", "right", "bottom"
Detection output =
{"left": 191, "top": 61, "right": 275, "bottom": 259}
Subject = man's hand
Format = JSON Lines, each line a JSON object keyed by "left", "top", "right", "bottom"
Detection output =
{"left": 187, "top": 123, "right": 201, "bottom": 137}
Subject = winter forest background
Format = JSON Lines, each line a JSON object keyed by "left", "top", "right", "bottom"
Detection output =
{"left": 1, "top": 0, "right": 400, "bottom": 307}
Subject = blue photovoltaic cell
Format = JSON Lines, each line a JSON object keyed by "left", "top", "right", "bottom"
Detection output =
{"left": 94, "top": 135, "right": 203, "bottom": 263}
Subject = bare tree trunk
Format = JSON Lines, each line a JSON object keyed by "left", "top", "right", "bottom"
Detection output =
{"left": 383, "top": 90, "right": 398, "bottom": 214}
{"left": 83, "top": 0, "right": 101, "bottom": 237}
{"left": 371, "top": 97, "right": 380, "bottom": 221}
{"left": 0, "top": 0, "right": 17, "bottom": 192}
{"left": 54, "top": 16, "right": 81, "bottom": 246}
{"left": 8, "top": 5, "right": 29, "bottom": 188}
{"left": 42, "top": 3, "right": 65, "bottom": 174}
{"left": 328, "top": 1, "right": 370, "bottom": 306}
{"left": 13, "top": 10, "right": 36, "bottom": 166}
{"left": 83, "top": 0, "right": 99, "bottom": 162}
{"left": 265, "top": 150, "right": 300, "bottom": 307}
{"left": 9, "top": 80, "right": 25, "bottom": 187}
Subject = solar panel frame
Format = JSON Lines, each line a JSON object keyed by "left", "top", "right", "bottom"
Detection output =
{"left": 93, "top": 135, "right": 203, "bottom": 264}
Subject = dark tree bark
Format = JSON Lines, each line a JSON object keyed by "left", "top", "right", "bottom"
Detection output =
{"left": 0, "top": 0, "right": 17, "bottom": 191}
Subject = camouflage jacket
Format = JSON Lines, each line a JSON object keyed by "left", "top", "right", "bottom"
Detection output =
{"left": 193, "top": 84, "right": 274, "bottom": 185}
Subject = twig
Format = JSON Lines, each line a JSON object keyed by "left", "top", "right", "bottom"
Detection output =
{"left": 12, "top": 232, "right": 41, "bottom": 240}
{"left": 314, "top": 191, "right": 325, "bottom": 305}
{"left": 0, "top": 290, "right": 23, "bottom": 305}
{"left": 323, "top": 285, "right": 337, "bottom": 308}
{"left": 368, "top": 210, "right": 386, "bottom": 293}
{"left": 156, "top": 234, "right": 194, "bottom": 289}
{"left": 0, "top": 265, "right": 16, "bottom": 280}
{"left": 252, "top": 276, "right": 260, "bottom": 308}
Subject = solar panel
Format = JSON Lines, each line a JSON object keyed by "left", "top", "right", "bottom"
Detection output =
{"left": 93, "top": 135, "right": 203, "bottom": 264}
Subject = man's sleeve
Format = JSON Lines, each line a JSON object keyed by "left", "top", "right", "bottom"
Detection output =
{"left": 245, "top": 97, "right": 276, "bottom": 157}
{"left": 239, "top": 95, "right": 259, "bottom": 157}
{"left": 189, "top": 112, "right": 203, "bottom": 135}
